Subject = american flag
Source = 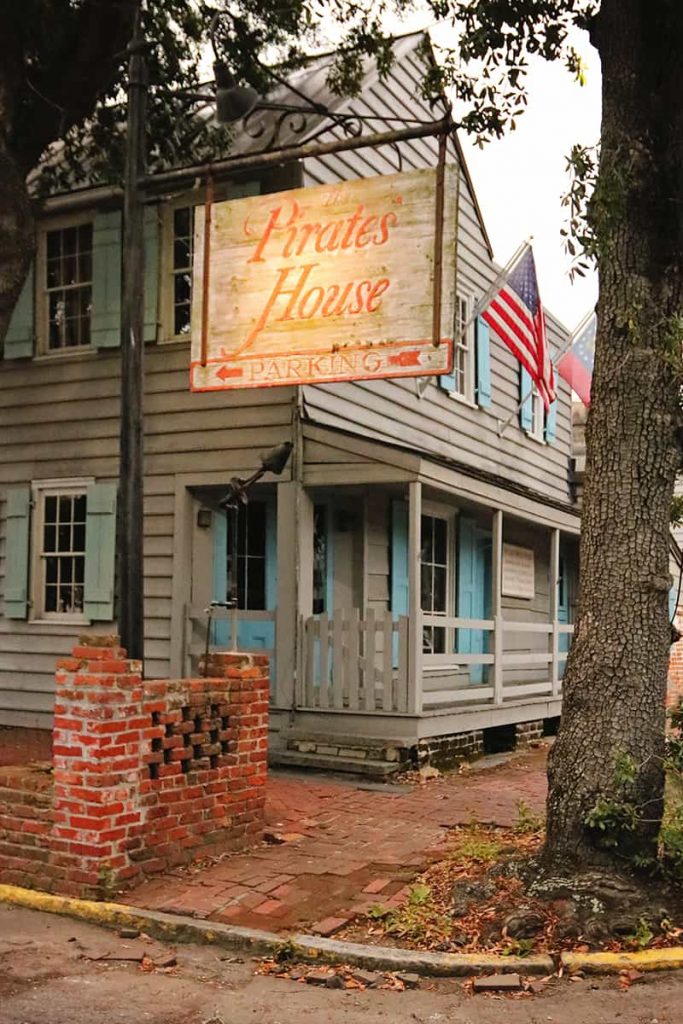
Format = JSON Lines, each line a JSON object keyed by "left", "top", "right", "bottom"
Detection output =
{"left": 557, "top": 313, "right": 596, "bottom": 406}
{"left": 481, "top": 247, "right": 556, "bottom": 409}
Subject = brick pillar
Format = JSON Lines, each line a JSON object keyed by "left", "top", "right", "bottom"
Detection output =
{"left": 51, "top": 635, "right": 146, "bottom": 896}
{"left": 49, "top": 639, "right": 269, "bottom": 898}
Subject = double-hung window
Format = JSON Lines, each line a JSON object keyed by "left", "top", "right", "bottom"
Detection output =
{"left": 451, "top": 295, "right": 475, "bottom": 402}
{"left": 167, "top": 204, "right": 195, "bottom": 340}
{"left": 420, "top": 511, "right": 452, "bottom": 654}
{"left": 33, "top": 483, "right": 88, "bottom": 619}
{"left": 3, "top": 480, "right": 117, "bottom": 624}
{"left": 42, "top": 219, "right": 94, "bottom": 352}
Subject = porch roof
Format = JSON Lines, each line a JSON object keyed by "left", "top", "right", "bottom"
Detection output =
{"left": 302, "top": 422, "right": 581, "bottom": 535}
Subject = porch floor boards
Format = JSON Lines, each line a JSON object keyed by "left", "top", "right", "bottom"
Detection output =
{"left": 126, "top": 745, "right": 548, "bottom": 934}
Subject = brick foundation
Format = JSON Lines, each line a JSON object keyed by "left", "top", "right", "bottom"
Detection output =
{"left": 515, "top": 720, "right": 544, "bottom": 748}
{"left": 0, "top": 639, "right": 268, "bottom": 898}
{"left": 415, "top": 730, "right": 484, "bottom": 770}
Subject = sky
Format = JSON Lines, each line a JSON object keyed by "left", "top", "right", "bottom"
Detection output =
{"left": 434, "top": 26, "right": 602, "bottom": 332}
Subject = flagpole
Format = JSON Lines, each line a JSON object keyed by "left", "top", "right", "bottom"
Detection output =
{"left": 464, "top": 238, "right": 531, "bottom": 337}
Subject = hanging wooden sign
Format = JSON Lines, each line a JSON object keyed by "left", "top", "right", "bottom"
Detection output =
{"left": 190, "top": 166, "right": 456, "bottom": 391}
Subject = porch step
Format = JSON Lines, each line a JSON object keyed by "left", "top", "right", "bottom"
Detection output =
{"left": 269, "top": 748, "right": 401, "bottom": 778}
{"left": 283, "top": 731, "right": 409, "bottom": 763}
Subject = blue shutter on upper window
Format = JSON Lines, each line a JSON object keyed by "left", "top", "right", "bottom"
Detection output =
{"left": 91, "top": 211, "right": 122, "bottom": 349}
{"left": 439, "top": 341, "right": 456, "bottom": 393}
{"left": 475, "top": 316, "right": 492, "bottom": 408}
{"left": 4, "top": 264, "right": 35, "bottom": 360}
{"left": 83, "top": 483, "right": 117, "bottom": 621}
{"left": 544, "top": 400, "right": 557, "bottom": 443}
{"left": 3, "top": 487, "right": 31, "bottom": 619}
{"left": 519, "top": 366, "right": 533, "bottom": 431}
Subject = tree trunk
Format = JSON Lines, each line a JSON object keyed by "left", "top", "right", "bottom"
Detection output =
{"left": 543, "top": 0, "right": 683, "bottom": 870}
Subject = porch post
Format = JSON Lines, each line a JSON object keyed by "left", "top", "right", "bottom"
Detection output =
{"left": 407, "top": 481, "right": 422, "bottom": 714}
{"left": 492, "top": 509, "right": 504, "bottom": 705}
{"left": 550, "top": 527, "right": 561, "bottom": 696}
{"left": 276, "top": 481, "right": 314, "bottom": 709}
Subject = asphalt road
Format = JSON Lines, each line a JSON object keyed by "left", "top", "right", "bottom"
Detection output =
{"left": 0, "top": 904, "right": 680, "bottom": 1024}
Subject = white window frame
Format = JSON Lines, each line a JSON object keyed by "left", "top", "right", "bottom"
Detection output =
{"left": 525, "top": 385, "right": 546, "bottom": 444}
{"left": 36, "top": 212, "right": 95, "bottom": 357}
{"left": 420, "top": 502, "right": 456, "bottom": 658}
{"left": 30, "top": 477, "right": 93, "bottom": 624}
{"left": 160, "top": 194, "right": 196, "bottom": 344}
{"left": 449, "top": 295, "right": 476, "bottom": 405}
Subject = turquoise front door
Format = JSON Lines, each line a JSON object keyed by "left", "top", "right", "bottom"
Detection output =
{"left": 457, "top": 518, "right": 492, "bottom": 684}
{"left": 212, "top": 499, "right": 277, "bottom": 652}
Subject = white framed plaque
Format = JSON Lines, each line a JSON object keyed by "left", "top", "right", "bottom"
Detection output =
{"left": 502, "top": 543, "right": 535, "bottom": 599}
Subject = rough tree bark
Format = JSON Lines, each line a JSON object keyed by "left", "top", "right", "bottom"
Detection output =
{"left": 544, "top": 0, "right": 683, "bottom": 871}
{"left": 0, "top": 2, "right": 137, "bottom": 344}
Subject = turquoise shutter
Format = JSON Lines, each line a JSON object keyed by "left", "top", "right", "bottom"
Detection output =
{"left": 520, "top": 366, "right": 533, "bottom": 432}
{"left": 4, "top": 487, "right": 31, "bottom": 619}
{"left": 475, "top": 316, "right": 492, "bottom": 408}
{"left": 91, "top": 210, "right": 122, "bottom": 348}
{"left": 83, "top": 483, "right": 117, "bottom": 621}
{"left": 143, "top": 205, "right": 160, "bottom": 343}
{"left": 4, "top": 264, "right": 35, "bottom": 360}
{"left": 391, "top": 500, "right": 409, "bottom": 667}
{"left": 545, "top": 400, "right": 557, "bottom": 443}
{"left": 457, "top": 517, "right": 476, "bottom": 658}
{"left": 439, "top": 341, "right": 456, "bottom": 393}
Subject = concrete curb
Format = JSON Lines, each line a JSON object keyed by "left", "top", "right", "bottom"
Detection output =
{"left": 3, "top": 884, "right": 683, "bottom": 978}
{"left": 0, "top": 883, "right": 552, "bottom": 976}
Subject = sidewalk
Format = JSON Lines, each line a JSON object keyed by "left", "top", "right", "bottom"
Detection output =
{"left": 127, "top": 745, "right": 548, "bottom": 935}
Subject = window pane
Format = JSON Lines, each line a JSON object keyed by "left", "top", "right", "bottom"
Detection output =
{"left": 174, "top": 207, "right": 191, "bottom": 242}
{"left": 73, "top": 522, "right": 86, "bottom": 552}
{"left": 246, "top": 558, "right": 266, "bottom": 610}
{"left": 434, "top": 519, "right": 448, "bottom": 565}
{"left": 420, "top": 563, "right": 432, "bottom": 611}
{"left": 433, "top": 566, "right": 447, "bottom": 613}
{"left": 45, "top": 585, "right": 58, "bottom": 613}
{"left": 313, "top": 505, "right": 328, "bottom": 615}
{"left": 44, "top": 496, "right": 58, "bottom": 523}
{"left": 74, "top": 495, "right": 87, "bottom": 522}
{"left": 58, "top": 524, "right": 70, "bottom": 551}
{"left": 43, "top": 524, "right": 56, "bottom": 552}
{"left": 58, "top": 496, "right": 71, "bottom": 521}
{"left": 46, "top": 231, "right": 60, "bottom": 261}
{"left": 45, "top": 557, "right": 58, "bottom": 584}
{"left": 248, "top": 503, "right": 266, "bottom": 557}
{"left": 174, "top": 237, "right": 191, "bottom": 270}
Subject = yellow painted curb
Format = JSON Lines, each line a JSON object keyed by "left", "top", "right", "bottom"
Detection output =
{"left": 3, "top": 883, "right": 683, "bottom": 978}
{"left": 562, "top": 948, "right": 683, "bottom": 974}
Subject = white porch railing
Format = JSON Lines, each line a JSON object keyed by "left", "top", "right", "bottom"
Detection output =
{"left": 298, "top": 610, "right": 410, "bottom": 712}
{"left": 420, "top": 613, "right": 574, "bottom": 709}
{"left": 298, "top": 609, "right": 573, "bottom": 715}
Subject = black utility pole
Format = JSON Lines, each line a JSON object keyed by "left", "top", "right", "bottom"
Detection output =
{"left": 118, "top": 15, "right": 147, "bottom": 661}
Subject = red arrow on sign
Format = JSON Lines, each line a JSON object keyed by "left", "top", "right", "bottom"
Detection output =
{"left": 388, "top": 350, "right": 421, "bottom": 367}
{"left": 216, "top": 365, "right": 243, "bottom": 380}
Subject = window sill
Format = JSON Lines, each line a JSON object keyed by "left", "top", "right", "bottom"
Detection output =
{"left": 448, "top": 392, "right": 478, "bottom": 411}
{"left": 33, "top": 347, "right": 96, "bottom": 364}
{"left": 30, "top": 616, "right": 91, "bottom": 627}
{"left": 523, "top": 430, "right": 547, "bottom": 446}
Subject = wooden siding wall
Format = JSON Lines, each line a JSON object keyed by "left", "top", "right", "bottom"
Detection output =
{"left": 301, "top": 38, "right": 573, "bottom": 507}
{"left": 0, "top": 346, "right": 295, "bottom": 727}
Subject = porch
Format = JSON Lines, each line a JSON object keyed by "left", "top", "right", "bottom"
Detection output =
{"left": 181, "top": 477, "right": 577, "bottom": 745}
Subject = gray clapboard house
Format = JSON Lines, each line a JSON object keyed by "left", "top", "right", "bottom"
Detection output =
{"left": 0, "top": 33, "right": 580, "bottom": 771}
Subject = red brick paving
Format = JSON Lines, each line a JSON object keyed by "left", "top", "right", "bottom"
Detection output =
{"left": 127, "top": 745, "right": 548, "bottom": 934}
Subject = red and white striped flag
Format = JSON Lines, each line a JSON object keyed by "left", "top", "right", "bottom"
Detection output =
{"left": 481, "top": 246, "right": 556, "bottom": 409}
